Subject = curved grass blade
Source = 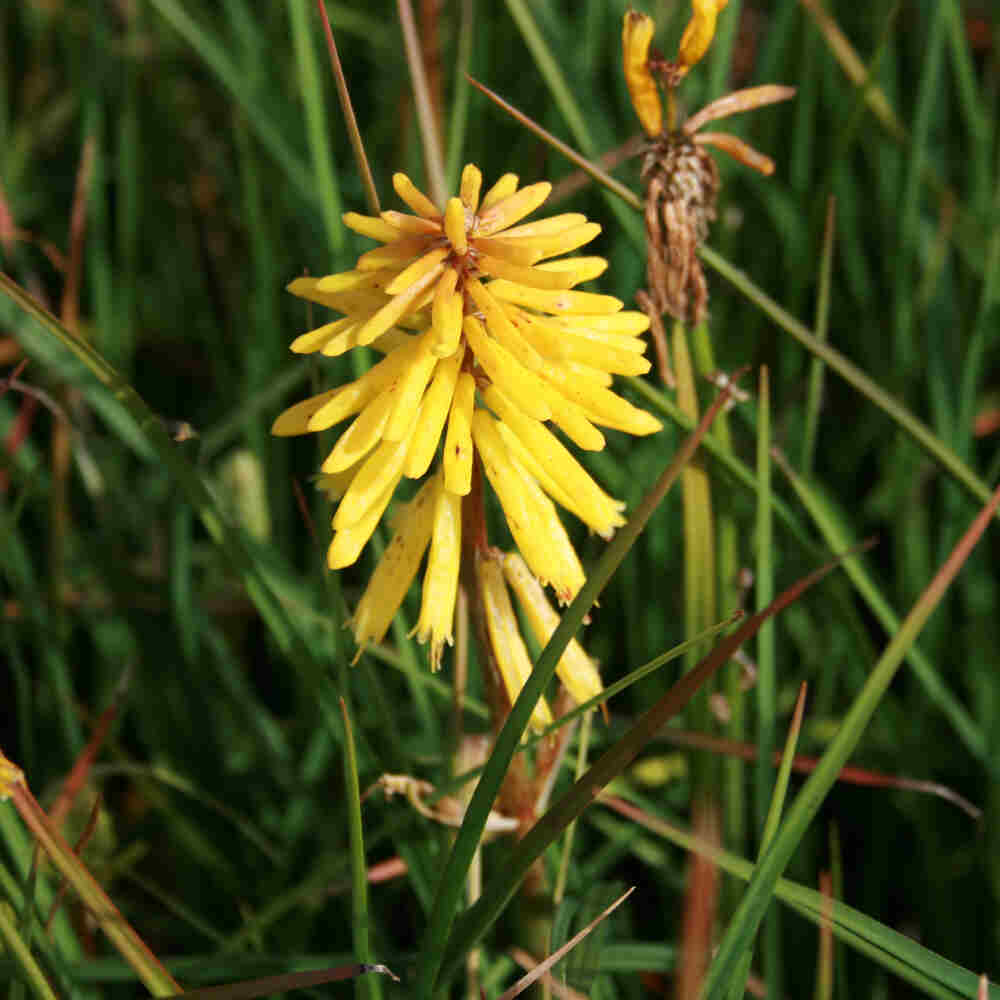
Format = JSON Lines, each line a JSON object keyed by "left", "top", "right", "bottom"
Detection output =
{"left": 163, "top": 963, "right": 399, "bottom": 1000}
{"left": 701, "top": 481, "right": 1000, "bottom": 999}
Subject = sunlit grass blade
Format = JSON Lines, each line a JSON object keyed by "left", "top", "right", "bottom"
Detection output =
{"left": 702, "top": 481, "right": 1000, "bottom": 999}
{"left": 163, "top": 963, "right": 399, "bottom": 1000}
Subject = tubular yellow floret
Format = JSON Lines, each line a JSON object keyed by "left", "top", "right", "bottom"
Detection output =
{"left": 465, "top": 280, "right": 545, "bottom": 372}
{"left": 385, "top": 248, "right": 450, "bottom": 295}
{"left": 444, "top": 372, "right": 476, "bottom": 495}
{"left": 485, "top": 280, "right": 623, "bottom": 315}
{"left": 290, "top": 316, "right": 357, "bottom": 355}
{"left": 460, "top": 163, "right": 483, "bottom": 211}
{"left": 444, "top": 197, "right": 469, "bottom": 254}
{"left": 623, "top": 10, "right": 663, "bottom": 137}
{"left": 327, "top": 472, "right": 402, "bottom": 569}
{"left": 496, "top": 213, "right": 588, "bottom": 239}
{"left": 321, "top": 388, "right": 396, "bottom": 473}
{"left": 392, "top": 172, "right": 440, "bottom": 218}
{"left": 502, "top": 223, "right": 603, "bottom": 263}
{"left": 479, "top": 172, "right": 519, "bottom": 211}
{"left": 502, "top": 552, "right": 604, "bottom": 706}
{"left": 544, "top": 366, "right": 663, "bottom": 435}
{"left": 475, "top": 255, "right": 579, "bottom": 291}
{"left": 430, "top": 267, "right": 463, "bottom": 357}
{"left": 342, "top": 211, "right": 402, "bottom": 243}
{"left": 351, "top": 478, "right": 437, "bottom": 657}
{"left": 333, "top": 415, "right": 419, "bottom": 528}
{"left": 475, "top": 182, "right": 552, "bottom": 237}
{"left": 462, "top": 315, "right": 551, "bottom": 422}
{"left": 476, "top": 554, "right": 553, "bottom": 732}
{"left": 405, "top": 346, "right": 465, "bottom": 479}
{"left": 384, "top": 333, "right": 439, "bottom": 442}
{"left": 415, "top": 477, "right": 462, "bottom": 670}
{"left": 380, "top": 210, "right": 440, "bottom": 235}
{"left": 535, "top": 256, "right": 609, "bottom": 283}
{"left": 357, "top": 236, "right": 432, "bottom": 271}
{"left": 484, "top": 385, "right": 626, "bottom": 539}
{"left": 356, "top": 264, "right": 444, "bottom": 346}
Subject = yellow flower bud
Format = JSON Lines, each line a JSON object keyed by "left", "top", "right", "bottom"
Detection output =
{"left": 622, "top": 10, "right": 663, "bottom": 137}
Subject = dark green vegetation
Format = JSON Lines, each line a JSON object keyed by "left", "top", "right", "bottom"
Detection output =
{"left": 1, "top": 1, "right": 998, "bottom": 998}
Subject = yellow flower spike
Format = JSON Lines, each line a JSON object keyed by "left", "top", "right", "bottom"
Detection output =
{"left": 679, "top": 0, "right": 729, "bottom": 69}
{"left": 502, "top": 552, "right": 604, "bottom": 706}
{"left": 443, "top": 372, "right": 476, "bottom": 495}
{"left": 544, "top": 365, "right": 663, "bottom": 435}
{"left": 351, "top": 477, "right": 437, "bottom": 656}
{"left": 622, "top": 10, "right": 663, "bottom": 137}
{"left": 384, "top": 332, "right": 439, "bottom": 442}
{"left": 479, "top": 172, "right": 519, "bottom": 211}
{"left": 472, "top": 410, "right": 584, "bottom": 603}
{"left": 342, "top": 211, "right": 403, "bottom": 243}
{"left": 430, "top": 268, "right": 464, "bottom": 358}
{"left": 384, "top": 247, "right": 450, "bottom": 296}
{"left": 333, "top": 412, "right": 420, "bottom": 528}
{"left": 465, "top": 279, "right": 545, "bottom": 371}
{"left": 459, "top": 163, "right": 483, "bottom": 211}
{"left": 356, "top": 263, "right": 445, "bottom": 346}
{"left": 392, "top": 171, "right": 440, "bottom": 218}
{"left": 462, "top": 315, "right": 551, "bottom": 422}
{"left": 327, "top": 472, "right": 403, "bottom": 568}
{"left": 485, "top": 280, "right": 623, "bottom": 315}
{"left": 443, "top": 197, "right": 469, "bottom": 254}
{"left": 379, "top": 210, "right": 441, "bottom": 235}
{"left": 321, "top": 387, "right": 396, "bottom": 473}
{"left": 483, "top": 385, "right": 626, "bottom": 539}
{"left": 0, "top": 751, "right": 24, "bottom": 801}
{"left": 475, "top": 182, "right": 552, "bottom": 237}
{"left": 290, "top": 316, "right": 358, "bottom": 354}
{"left": 406, "top": 345, "right": 465, "bottom": 479}
{"left": 476, "top": 554, "right": 553, "bottom": 733}
{"left": 414, "top": 476, "right": 462, "bottom": 670}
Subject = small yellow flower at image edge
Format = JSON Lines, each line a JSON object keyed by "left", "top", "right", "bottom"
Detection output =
{"left": 272, "top": 165, "right": 661, "bottom": 674}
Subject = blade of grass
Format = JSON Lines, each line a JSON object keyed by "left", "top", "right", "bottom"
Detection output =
{"left": 415, "top": 378, "right": 740, "bottom": 997}
{"left": 0, "top": 900, "right": 58, "bottom": 1000}
{"left": 771, "top": 446, "right": 988, "bottom": 766}
{"left": 338, "top": 698, "right": 382, "bottom": 1000}
{"left": 701, "top": 481, "right": 1000, "bottom": 999}
{"left": 440, "top": 546, "right": 856, "bottom": 984}
{"left": 699, "top": 245, "right": 999, "bottom": 519}
{"left": 288, "top": 0, "right": 345, "bottom": 257}
{"left": 163, "top": 963, "right": 399, "bottom": 1000}
{"left": 444, "top": 0, "right": 476, "bottom": 193}
{"left": 726, "top": 684, "right": 807, "bottom": 1000}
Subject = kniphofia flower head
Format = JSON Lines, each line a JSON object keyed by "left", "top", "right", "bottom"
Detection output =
{"left": 273, "top": 165, "right": 661, "bottom": 671}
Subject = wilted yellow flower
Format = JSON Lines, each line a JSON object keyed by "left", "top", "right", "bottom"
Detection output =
{"left": 678, "top": 0, "right": 729, "bottom": 70}
{"left": 274, "top": 165, "right": 661, "bottom": 666}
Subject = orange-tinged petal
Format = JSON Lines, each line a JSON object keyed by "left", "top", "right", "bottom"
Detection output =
{"left": 486, "top": 280, "right": 623, "bottom": 314}
{"left": 342, "top": 211, "right": 403, "bottom": 243}
{"left": 496, "top": 213, "right": 588, "bottom": 239}
{"left": 679, "top": 0, "right": 729, "bottom": 68}
{"left": 380, "top": 210, "right": 441, "bottom": 235}
{"left": 357, "top": 236, "right": 433, "bottom": 271}
{"left": 498, "top": 222, "right": 602, "bottom": 263}
{"left": 476, "top": 254, "right": 578, "bottom": 290}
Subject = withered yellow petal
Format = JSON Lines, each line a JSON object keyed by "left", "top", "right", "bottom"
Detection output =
{"left": 622, "top": 10, "right": 663, "bottom": 137}
{"left": 679, "top": 0, "right": 729, "bottom": 68}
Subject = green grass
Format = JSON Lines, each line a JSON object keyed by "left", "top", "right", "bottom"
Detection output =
{"left": 1, "top": 1, "right": 999, "bottom": 998}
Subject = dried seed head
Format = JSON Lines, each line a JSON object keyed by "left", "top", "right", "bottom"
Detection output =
{"left": 641, "top": 133, "right": 720, "bottom": 326}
